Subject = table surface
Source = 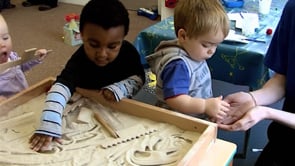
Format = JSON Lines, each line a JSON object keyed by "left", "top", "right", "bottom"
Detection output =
{"left": 196, "top": 139, "right": 236, "bottom": 166}
{"left": 134, "top": 0, "right": 287, "bottom": 90}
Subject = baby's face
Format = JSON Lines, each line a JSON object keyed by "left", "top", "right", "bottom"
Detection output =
{"left": 0, "top": 16, "right": 12, "bottom": 64}
{"left": 179, "top": 28, "right": 224, "bottom": 62}
{"left": 81, "top": 23, "right": 125, "bottom": 67}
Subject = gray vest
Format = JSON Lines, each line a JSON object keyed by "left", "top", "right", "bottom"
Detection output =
{"left": 147, "top": 45, "right": 212, "bottom": 116}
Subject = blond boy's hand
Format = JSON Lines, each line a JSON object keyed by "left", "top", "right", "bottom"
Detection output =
{"left": 205, "top": 96, "right": 230, "bottom": 121}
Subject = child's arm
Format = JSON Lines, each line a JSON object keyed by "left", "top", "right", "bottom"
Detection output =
{"left": 102, "top": 75, "right": 144, "bottom": 101}
{"left": 76, "top": 75, "right": 144, "bottom": 102}
{"left": 30, "top": 82, "right": 71, "bottom": 151}
{"left": 166, "top": 95, "right": 229, "bottom": 121}
{"left": 34, "top": 49, "right": 51, "bottom": 62}
{"left": 20, "top": 49, "right": 51, "bottom": 72}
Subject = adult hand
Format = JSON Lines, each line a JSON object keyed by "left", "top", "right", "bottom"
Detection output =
{"left": 218, "top": 106, "right": 265, "bottom": 131}
{"left": 220, "top": 92, "right": 255, "bottom": 124}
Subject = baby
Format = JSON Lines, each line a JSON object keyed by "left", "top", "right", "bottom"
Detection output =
{"left": 0, "top": 14, "right": 49, "bottom": 102}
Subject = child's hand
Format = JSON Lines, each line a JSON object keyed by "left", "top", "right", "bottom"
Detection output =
{"left": 75, "top": 87, "right": 116, "bottom": 102}
{"left": 76, "top": 87, "right": 104, "bottom": 102}
{"left": 29, "top": 133, "right": 62, "bottom": 152}
{"left": 102, "top": 89, "right": 116, "bottom": 102}
{"left": 34, "top": 49, "right": 51, "bottom": 62}
{"left": 205, "top": 96, "right": 230, "bottom": 122}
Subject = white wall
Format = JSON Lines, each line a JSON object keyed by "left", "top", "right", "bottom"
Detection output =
{"left": 59, "top": 0, "right": 89, "bottom": 5}
{"left": 158, "top": 0, "right": 174, "bottom": 20}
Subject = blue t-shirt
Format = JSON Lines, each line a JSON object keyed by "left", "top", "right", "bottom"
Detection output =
{"left": 161, "top": 59, "right": 190, "bottom": 99}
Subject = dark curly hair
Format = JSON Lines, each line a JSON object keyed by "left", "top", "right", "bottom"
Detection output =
{"left": 79, "top": 0, "right": 129, "bottom": 36}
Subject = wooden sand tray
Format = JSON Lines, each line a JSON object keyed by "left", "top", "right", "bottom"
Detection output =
{"left": 0, "top": 77, "right": 235, "bottom": 166}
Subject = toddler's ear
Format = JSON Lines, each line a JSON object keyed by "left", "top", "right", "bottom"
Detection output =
{"left": 177, "top": 28, "right": 187, "bottom": 41}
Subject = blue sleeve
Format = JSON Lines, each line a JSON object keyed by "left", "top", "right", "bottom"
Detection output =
{"left": 161, "top": 59, "right": 190, "bottom": 99}
{"left": 35, "top": 82, "right": 71, "bottom": 138}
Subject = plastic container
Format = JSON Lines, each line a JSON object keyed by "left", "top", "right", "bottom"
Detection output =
{"left": 222, "top": 0, "right": 244, "bottom": 8}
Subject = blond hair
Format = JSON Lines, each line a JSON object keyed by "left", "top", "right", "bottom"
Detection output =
{"left": 174, "top": 0, "right": 229, "bottom": 38}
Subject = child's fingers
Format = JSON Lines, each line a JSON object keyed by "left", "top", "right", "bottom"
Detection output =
{"left": 218, "top": 110, "right": 227, "bottom": 117}
{"left": 35, "top": 49, "right": 52, "bottom": 57}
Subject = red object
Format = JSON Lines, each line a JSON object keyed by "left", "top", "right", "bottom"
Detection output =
{"left": 165, "top": 0, "right": 177, "bottom": 8}
{"left": 266, "top": 28, "right": 272, "bottom": 35}
{"left": 65, "top": 13, "right": 79, "bottom": 22}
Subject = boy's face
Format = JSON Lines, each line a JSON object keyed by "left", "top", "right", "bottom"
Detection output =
{"left": 81, "top": 23, "right": 125, "bottom": 67}
{"left": 0, "top": 16, "right": 12, "bottom": 64}
{"left": 179, "top": 28, "right": 224, "bottom": 62}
